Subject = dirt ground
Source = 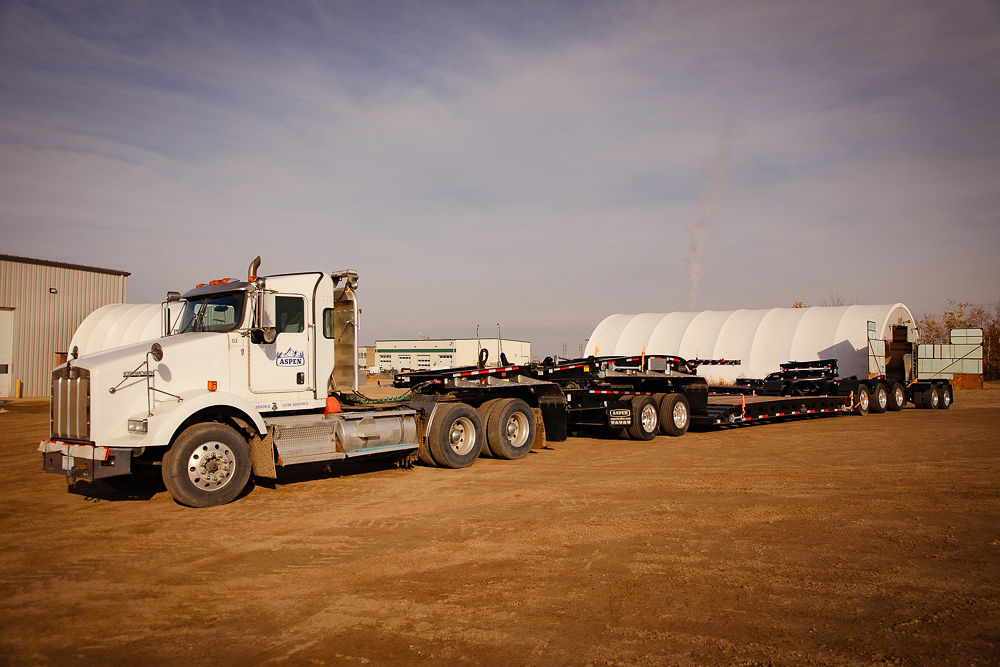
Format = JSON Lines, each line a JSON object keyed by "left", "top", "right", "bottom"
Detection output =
{"left": 1, "top": 384, "right": 998, "bottom": 665}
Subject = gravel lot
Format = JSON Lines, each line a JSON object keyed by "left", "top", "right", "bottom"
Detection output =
{"left": 1, "top": 384, "right": 998, "bottom": 664}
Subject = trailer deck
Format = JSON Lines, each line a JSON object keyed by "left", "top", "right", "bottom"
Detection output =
{"left": 699, "top": 393, "right": 853, "bottom": 427}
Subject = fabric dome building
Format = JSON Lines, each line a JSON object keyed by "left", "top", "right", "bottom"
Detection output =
{"left": 585, "top": 304, "right": 916, "bottom": 383}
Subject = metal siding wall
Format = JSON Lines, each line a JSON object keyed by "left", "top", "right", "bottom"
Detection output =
{"left": 0, "top": 259, "right": 127, "bottom": 397}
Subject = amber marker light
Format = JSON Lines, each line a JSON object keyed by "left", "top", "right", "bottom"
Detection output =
{"left": 207, "top": 381, "right": 218, "bottom": 391}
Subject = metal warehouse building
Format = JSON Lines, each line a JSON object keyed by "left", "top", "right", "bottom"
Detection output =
{"left": 375, "top": 338, "right": 531, "bottom": 372}
{"left": 0, "top": 255, "right": 129, "bottom": 398}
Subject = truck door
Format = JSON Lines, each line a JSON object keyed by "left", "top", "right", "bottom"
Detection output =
{"left": 249, "top": 294, "right": 312, "bottom": 394}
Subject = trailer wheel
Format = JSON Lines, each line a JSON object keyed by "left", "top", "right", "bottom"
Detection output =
{"left": 924, "top": 385, "right": 940, "bottom": 409}
{"left": 853, "top": 384, "right": 870, "bottom": 416}
{"left": 658, "top": 393, "right": 690, "bottom": 437}
{"left": 938, "top": 385, "right": 952, "bottom": 410}
{"left": 486, "top": 398, "right": 535, "bottom": 460}
{"left": 870, "top": 382, "right": 888, "bottom": 413}
{"left": 476, "top": 399, "right": 504, "bottom": 457}
{"left": 427, "top": 403, "right": 483, "bottom": 469}
{"left": 162, "top": 423, "right": 252, "bottom": 507}
{"left": 627, "top": 396, "right": 659, "bottom": 440}
{"left": 886, "top": 382, "right": 905, "bottom": 411}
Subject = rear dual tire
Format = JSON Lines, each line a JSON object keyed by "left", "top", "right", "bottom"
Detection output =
{"left": 656, "top": 393, "right": 690, "bottom": 437}
{"left": 427, "top": 403, "right": 484, "bottom": 468}
{"left": 627, "top": 396, "right": 659, "bottom": 441}
{"left": 938, "top": 385, "right": 952, "bottom": 409}
{"left": 886, "top": 382, "right": 905, "bottom": 411}
{"left": 870, "top": 383, "right": 888, "bottom": 414}
{"left": 853, "top": 384, "right": 870, "bottom": 416}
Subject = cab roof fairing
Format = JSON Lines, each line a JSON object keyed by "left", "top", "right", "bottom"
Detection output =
{"left": 181, "top": 281, "right": 254, "bottom": 300}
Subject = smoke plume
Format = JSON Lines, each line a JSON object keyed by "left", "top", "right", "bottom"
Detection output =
{"left": 685, "top": 125, "right": 735, "bottom": 308}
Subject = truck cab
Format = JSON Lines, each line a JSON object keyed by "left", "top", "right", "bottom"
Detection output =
{"left": 40, "top": 264, "right": 428, "bottom": 507}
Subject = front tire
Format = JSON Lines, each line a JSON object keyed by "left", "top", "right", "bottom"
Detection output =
{"left": 162, "top": 423, "right": 252, "bottom": 507}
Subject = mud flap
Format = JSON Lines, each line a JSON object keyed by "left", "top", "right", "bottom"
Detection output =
{"left": 531, "top": 407, "right": 549, "bottom": 450}
{"left": 249, "top": 427, "right": 277, "bottom": 479}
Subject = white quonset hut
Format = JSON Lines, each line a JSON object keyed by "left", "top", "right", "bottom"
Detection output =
{"left": 585, "top": 304, "right": 916, "bottom": 383}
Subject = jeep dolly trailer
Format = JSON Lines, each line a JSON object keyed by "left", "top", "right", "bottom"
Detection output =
{"left": 396, "top": 354, "right": 740, "bottom": 440}
{"left": 39, "top": 259, "right": 561, "bottom": 507}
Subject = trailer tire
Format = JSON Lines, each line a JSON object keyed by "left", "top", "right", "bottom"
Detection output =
{"left": 924, "top": 385, "right": 940, "bottom": 410}
{"left": 476, "top": 399, "right": 504, "bottom": 457}
{"left": 886, "top": 382, "right": 905, "bottom": 411}
{"left": 658, "top": 393, "right": 690, "bottom": 437}
{"left": 853, "top": 384, "right": 870, "bottom": 415}
{"left": 627, "top": 396, "right": 659, "bottom": 440}
{"left": 485, "top": 398, "right": 535, "bottom": 460}
{"left": 162, "top": 423, "right": 252, "bottom": 507}
{"left": 427, "top": 403, "right": 483, "bottom": 469}
{"left": 870, "top": 382, "right": 888, "bottom": 413}
{"left": 938, "top": 385, "right": 952, "bottom": 409}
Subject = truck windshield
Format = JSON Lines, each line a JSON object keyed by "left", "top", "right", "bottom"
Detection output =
{"left": 173, "top": 292, "right": 246, "bottom": 334}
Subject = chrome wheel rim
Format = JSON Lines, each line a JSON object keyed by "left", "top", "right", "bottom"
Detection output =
{"left": 640, "top": 403, "right": 658, "bottom": 432}
{"left": 673, "top": 401, "right": 689, "bottom": 429}
{"left": 877, "top": 388, "right": 888, "bottom": 410}
{"left": 505, "top": 412, "right": 530, "bottom": 447}
{"left": 894, "top": 386, "right": 904, "bottom": 406}
{"left": 449, "top": 417, "right": 476, "bottom": 455}
{"left": 186, "top": 441, "right": 236, "bottom": 490}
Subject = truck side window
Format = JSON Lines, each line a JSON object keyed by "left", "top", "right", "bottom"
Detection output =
{"left": 275, "top": 296, "right": 304, "bottom": 334}
{"left": 323, "top": 309, "right": 336, "bottom": 339}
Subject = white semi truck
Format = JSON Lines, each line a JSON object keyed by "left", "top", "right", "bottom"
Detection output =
{"left": 40, "top": 258, "right": 568, "bottom": 507}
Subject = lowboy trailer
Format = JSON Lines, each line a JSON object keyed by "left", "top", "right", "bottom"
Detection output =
{"left": 724, "top": 358, "right": 953, "bottom": 416}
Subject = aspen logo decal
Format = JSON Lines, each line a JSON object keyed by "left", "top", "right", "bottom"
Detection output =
{"left": 276, "top": 348, "right": 305, "bottom": 367}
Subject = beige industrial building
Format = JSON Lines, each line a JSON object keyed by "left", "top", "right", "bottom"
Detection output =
{"left": 0, "top": 255, "right": 129, "bottom": 397}
{"left": 375, "top": 338, "right": 531, "bottom": 372}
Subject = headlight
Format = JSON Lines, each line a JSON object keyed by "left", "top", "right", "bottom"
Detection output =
{"left": 127, "top": 418, "right": 148, "bottom": 433}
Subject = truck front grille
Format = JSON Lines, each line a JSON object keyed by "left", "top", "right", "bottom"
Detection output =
{"left": 51, "top": 366, "right": 91, "bottom": 442}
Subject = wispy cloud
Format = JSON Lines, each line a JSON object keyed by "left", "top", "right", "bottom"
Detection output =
{"left": 1, "top": 0, "right": 999, "bottom": 354}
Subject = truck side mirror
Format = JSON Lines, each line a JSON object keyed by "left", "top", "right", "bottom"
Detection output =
{"left": 252, "top": 290, "right": 278, "bottom": 344}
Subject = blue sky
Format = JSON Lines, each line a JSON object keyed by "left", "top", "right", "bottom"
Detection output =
{"left": 2, "top": 0, "right": 998, "bottom": 356}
